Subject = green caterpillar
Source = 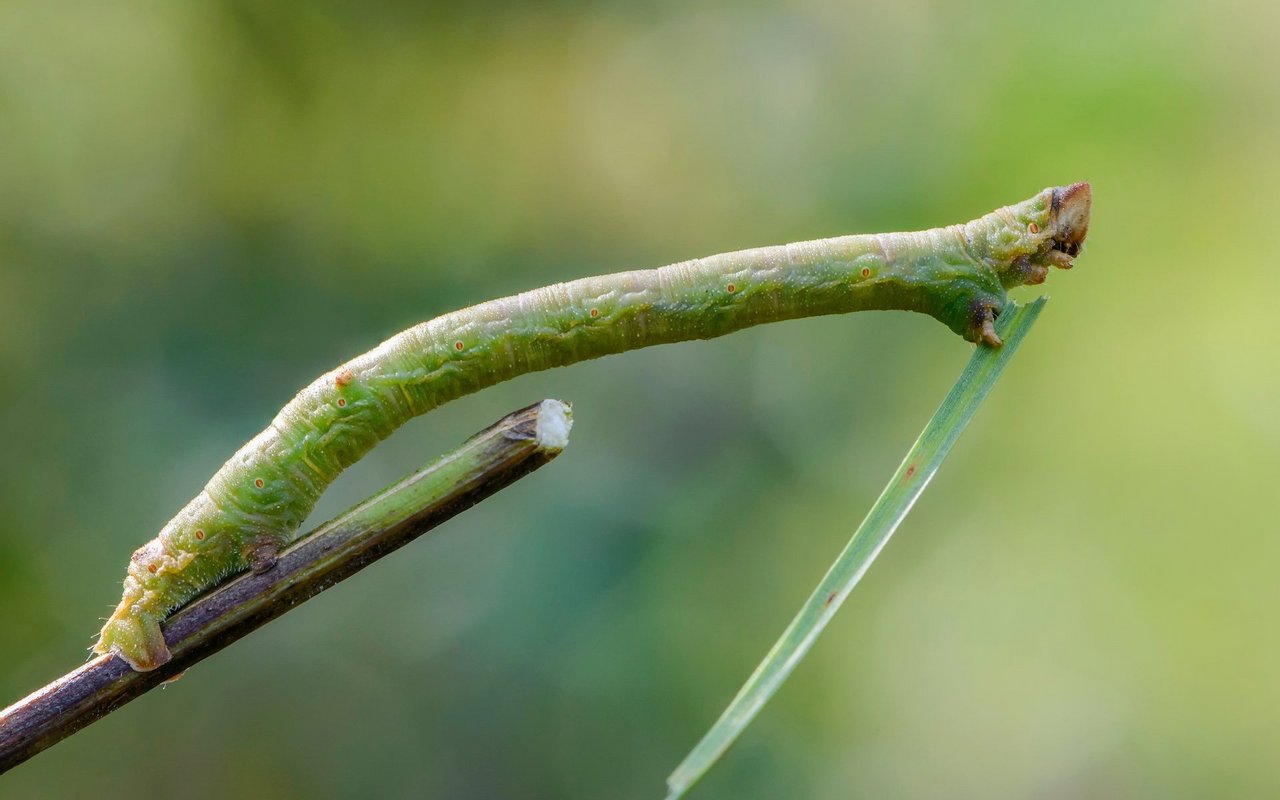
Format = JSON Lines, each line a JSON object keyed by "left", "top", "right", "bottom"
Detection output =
{"left": 95, "top": 183, "right": 1091, "bottom": 671}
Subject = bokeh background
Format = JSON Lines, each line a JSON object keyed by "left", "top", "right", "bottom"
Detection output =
{"left": 2, "top": 1, "right": 1277, "bottom": 797}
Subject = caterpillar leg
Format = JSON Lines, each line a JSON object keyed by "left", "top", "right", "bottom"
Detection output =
{"left": 96, "top": 603, "right": 171, "bottom": 671}
{"left": 1008, "top": 255, "right": 1050, "bottom": 286}
{"left": 968, "top": 298, "right": 1004, "bottom": 348}
{"left": 243, "top": 535, "right": 282, "bottom": 575}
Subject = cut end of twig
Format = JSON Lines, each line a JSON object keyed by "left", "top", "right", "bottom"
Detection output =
{"left": 534, "top": 399, "right": 573, "bottom": 451}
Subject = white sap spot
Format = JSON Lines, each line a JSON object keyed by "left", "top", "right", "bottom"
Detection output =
{"left": 534, "top": 399, "right": 573, "bottom": 450}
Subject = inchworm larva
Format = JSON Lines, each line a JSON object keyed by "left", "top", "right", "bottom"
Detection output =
{"left": 95, "top": 183, "right": 1091, "bottom": 670}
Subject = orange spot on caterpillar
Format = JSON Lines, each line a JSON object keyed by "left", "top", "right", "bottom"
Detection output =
{"left": 337, "top": 398, "right": 347, "bottom": 407}
{"left": 726, "top": 283, "right": 736, "bottom": 293}
{"left": 147, "top": 563, "right": 158, "bottom": 574}
{"left": 454, "top": 341, "right": 464, "bottom": 351}
{"left": 1028, "top": 222, "right": 1040, "bottom": 234}
{"left": 905, "top": 464, "right": 916, "bottom": 478}
{"left": 860, "top": 267, "right": 871, "bottom": 278}
{"left": 334, "top": 369, "right": 354, "bottom": 387}
{"left": 195, "top": 529, "right": 205, "bottom": 541}
{"left": 254, "top": 478, "right": 265, "bottom": 489}
{"left": 590, "top": 308, "right": 599, "bottom": 318}
{"left": 824, "top": 591, "right": 838, "bottom": 607}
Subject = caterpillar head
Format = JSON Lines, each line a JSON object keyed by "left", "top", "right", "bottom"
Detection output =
{"left": 1044, "top": 182, "right": 1091, "bottom": 265}
{"left": 973, "top": 182, "right": 1092, "bottom": 289}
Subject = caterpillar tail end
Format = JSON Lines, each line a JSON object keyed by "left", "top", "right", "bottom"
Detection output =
{"left": 94, "top": 605, "right": 171, "bottom": 672}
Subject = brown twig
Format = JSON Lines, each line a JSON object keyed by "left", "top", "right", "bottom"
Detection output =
{"left": 0, "top": 399, "right": 573, "bottom": 774}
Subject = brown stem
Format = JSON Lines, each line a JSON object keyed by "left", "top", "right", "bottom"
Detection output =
{"left": 0, "top": 399, "right": 573, "bottom": 774}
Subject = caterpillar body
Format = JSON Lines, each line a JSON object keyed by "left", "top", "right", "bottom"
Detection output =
{"left": 95, "top": 183, "right": 1092, "bottom": 671}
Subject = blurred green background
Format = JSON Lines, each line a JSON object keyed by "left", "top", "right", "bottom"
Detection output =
{"left": 2, "top": 0, "right": 1276, "bottom": 797}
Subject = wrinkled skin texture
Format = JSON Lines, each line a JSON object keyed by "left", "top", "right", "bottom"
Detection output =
{"left": 96, "top": 184, "right": 1091, "bottom": 670}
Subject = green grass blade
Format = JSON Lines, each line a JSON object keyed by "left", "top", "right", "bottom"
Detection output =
{"left": 664, "top": 298, "right": 1048, "bottom": 799}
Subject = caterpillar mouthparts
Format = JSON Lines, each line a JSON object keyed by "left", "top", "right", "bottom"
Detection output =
{"left": 1050, "top": 181, "right": 1091, "bottom": 262}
